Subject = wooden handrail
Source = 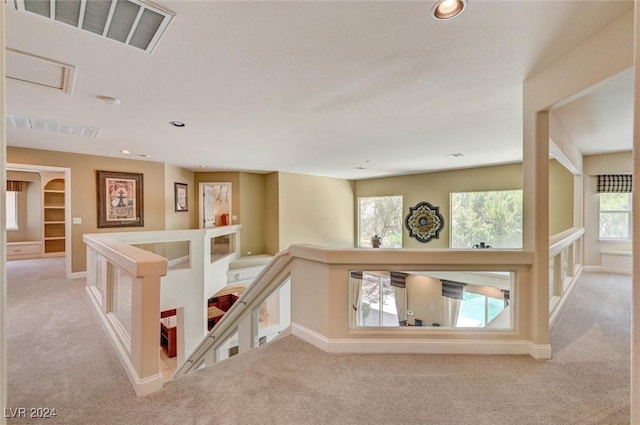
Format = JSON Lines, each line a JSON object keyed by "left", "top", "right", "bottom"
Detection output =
{"left": 549, "top": 227, "right": 585, "bottom": 258}
{"left": 174, "top": 248, "right": 293, "bottom": 377}
{"left": 83, "top": 233, "right": 168, "bottom": 278}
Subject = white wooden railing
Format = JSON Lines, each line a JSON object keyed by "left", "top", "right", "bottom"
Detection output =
{"left": 175, "top": 245, "right": 545, "bottom": 379}
{"left": 548, "top": 227, "right": 585, "bottom": 324}
{"left": 84, "top": 225, "right": 242, "bottom": 396}
{"left": 175, "top": 248, "right": 294, "bottom": 376}
{"left": 85, "top": 228, "right": 585, "bottom": 394}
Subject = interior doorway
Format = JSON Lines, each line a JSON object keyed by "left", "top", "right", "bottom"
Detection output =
{"left": 6, "top": 163, "right": 72, "bottom": 279}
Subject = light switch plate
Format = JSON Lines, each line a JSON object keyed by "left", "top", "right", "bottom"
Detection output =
{"left": 72, "top": 217, "right": 82, "bottom": 224}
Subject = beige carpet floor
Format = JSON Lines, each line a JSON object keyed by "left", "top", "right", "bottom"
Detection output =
{"left": 6, "top": 258, "right": 630, "bottom": 424}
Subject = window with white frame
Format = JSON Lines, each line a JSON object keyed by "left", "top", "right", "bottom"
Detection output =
{"left": 6, "top": 191, "right": 18, "bottom": 230}
{"left": 357, "top": 196, "right": 403, "bottom": 248}
{"left": 450, "top": 190, "right": 523, "bottom": 249}
{"left": 597, "top": 174, "right": 632, "bottom": 240}
{"left": 599, "top": 192, "right": 632, "bottom": 239}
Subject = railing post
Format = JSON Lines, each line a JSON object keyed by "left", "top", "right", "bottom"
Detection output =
{"left": 553, "top": 253, "right": 562, "bottom": 298}
{"left": 237, "top": 313, "right": 254, "bottom": 353}
{"left": 129, "top": 274, "right": 162, "bottom": 392}
{"left": 567, "top": 244, "right": 575, "bottom": 279}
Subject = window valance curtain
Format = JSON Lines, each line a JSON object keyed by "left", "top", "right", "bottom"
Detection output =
{"left": 597, "top": 174, "right": 632, "bottom": 193}
{"left": 390, "top": 272, "right": 407, "bottom": 288}
{"left": 6, "top": 180, "right": 25, "bottom": 191}
{"left": 502, "top": 289, "right": 510, "bottom": 307}
{"left": 441, "top": 280, "right": 465, "bottom": 300}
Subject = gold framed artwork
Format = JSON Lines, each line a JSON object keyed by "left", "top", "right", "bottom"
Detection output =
{"left": 96, "top": 170, "right": 144, "bottom": 228}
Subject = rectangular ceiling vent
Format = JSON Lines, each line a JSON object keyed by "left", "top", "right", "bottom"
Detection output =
{"left": 13, "top": 0, "right": 174, "bottom": 53}
{"left": 7, "top": 48, "right": 76, "bottom": 93}
{"left": 6, "top": 114, "right": 99, "bottom": 138}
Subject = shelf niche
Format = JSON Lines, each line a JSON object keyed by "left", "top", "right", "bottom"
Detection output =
{"left": 42, "top": 176, "right": 66, "bottom": 257}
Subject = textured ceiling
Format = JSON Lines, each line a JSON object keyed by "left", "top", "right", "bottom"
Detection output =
{"left": 5, "top": 1, "right": 634, "bottom": 179}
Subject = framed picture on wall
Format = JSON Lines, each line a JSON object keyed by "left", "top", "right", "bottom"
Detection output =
{"left": 175, "top": 182, "right": 188, "bottom": 212}
{"left": 96, "top": 170, "right": 144, "bottom": 228}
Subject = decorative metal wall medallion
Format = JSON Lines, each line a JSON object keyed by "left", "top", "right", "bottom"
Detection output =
{"left": 405, "top": 201, "right": 444, "bottom": 243}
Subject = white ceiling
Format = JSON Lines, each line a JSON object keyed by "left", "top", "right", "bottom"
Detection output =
{"left": 4, "top": 1, "right": 634, "bottom": 180}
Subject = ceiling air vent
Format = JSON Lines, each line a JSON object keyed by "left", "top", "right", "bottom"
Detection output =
{"left": 6, "top": 114, "right": 99, "bottom": 138}
{"left": 7, "top": 48, "right": 76, "bottom": 93}
{"left": 13, "top": 0, "right": 174, "bottom": 53}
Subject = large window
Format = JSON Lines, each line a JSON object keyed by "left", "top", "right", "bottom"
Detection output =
{"left": 357, "top": 196, "right": 402, "bottom": 248}
{"left": 6, "top": 191, "right": 18, "bottom": 230}
{"left": 457, "top": 292, "right": 506, "bottom": 327}
{"left": 450, "top": 190, "right": 523, "bottom": 249}
{"left": 599, "top": 192, "right": 632, "bottom": 239}
{"left": 353, "top": 272, "right": 398, "bottom": 327}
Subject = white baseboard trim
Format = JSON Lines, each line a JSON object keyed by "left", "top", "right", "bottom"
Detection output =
{"left": 69, "top": 271, "right": 87, "bottom": 280}
{"left": 291, "top": 323, "right": 551, "bottom": 359}
{"left": 583, "top": 265, "right": 632, "bottom": 275}
{"left": 85, "top": 287, "right": 163, "bottom": 397}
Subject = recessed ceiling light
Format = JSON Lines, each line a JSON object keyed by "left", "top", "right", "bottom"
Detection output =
{"left": 353, "top": 166, "right": 367, "bottom": 170}
{"left": 120, "top": 149, "right": 131, "bottom": 154}
{"left": 431, "top": 0, "right": 467, "bottom": 20}
{"left": 139, "top": 154, "right": 151, "bottom": 158}
{"left": 169, "top": 121, "right": 186, "bottom": 127}
{"left": 448, "top": 153, "right": 464, "bottom": 157}
{"left": 199, "top": 165, "right": 207, "bottom": 168}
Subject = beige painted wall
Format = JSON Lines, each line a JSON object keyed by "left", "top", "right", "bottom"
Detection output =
{"left": 7, "top": 147, "right": 166, "bottom": 273}
{"left": 164, "top": 164, "right": 196, "bottom": 230}
{"left": 277, "top": 172, "right": 355, "bottom": 250}
{"left": 194, "top": 171, "right": 270, "bottom": 256}
{"left": 583, "top": 151, "right": 633, "bottom": 266}
{"left": 407, "top": 275, "right": 444, "bottom": 326}
{"left": 239, "top": 172, "right": 265, "bottom": 256}
{"left": 355, "top": 163, "right": 523, "bottom": 248}
{"left": 6, "top": 171, "right": 40, "bottom": 242}
{"left": 264, "top": 172, "right": 280, "bottom": 255}
{"left": 548, "top": 159, "right": 574, "bottom": 235}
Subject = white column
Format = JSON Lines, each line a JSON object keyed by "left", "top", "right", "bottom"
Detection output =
{"left": 523, "top": 109, "right": 550, "bottom": 348}
{"left": 1, "top": 2, "right": 7, "bottom": 423}
{"left": 631, "top": 4, "right": 640, "bottom": 423}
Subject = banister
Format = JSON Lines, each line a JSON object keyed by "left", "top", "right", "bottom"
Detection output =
{"left": 289, "top": 244, "right": 533, "bottom": 267}
{"left": 549, "top": 227, "right": 585, "bottom": 258}
{"left": 174, "top": 248, "right": 293, "bottom": 377}
{"left": 83, "top": 233, "right": 168, "bottom": 278}
{"left": 176, "top": 245, "right": 538, "bottom": 377}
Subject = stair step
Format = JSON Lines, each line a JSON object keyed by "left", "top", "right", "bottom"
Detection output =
{"left": 229, "top": 255, "right": 272, "bottom": 270}
{"left": 227, "top": 265, "right": 266, "bottom": 283}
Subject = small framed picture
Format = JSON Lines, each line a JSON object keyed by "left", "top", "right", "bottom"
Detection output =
{"left": 174, "top": 182, "right": 188, "bottom": 212}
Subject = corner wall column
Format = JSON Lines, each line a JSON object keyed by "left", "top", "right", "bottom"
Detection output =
{"left": 0, "top": 2, "right": 7, "bottom": 423}
{"left": 523, "top": 109, "right": 550, "bottom": 349}
{"left": 631, "top": 4, "right": 639, "bottom": 423}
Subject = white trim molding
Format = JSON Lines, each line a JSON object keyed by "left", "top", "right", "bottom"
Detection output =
{"left": 291, "top": 323, "right": 552, "bottom": 360}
